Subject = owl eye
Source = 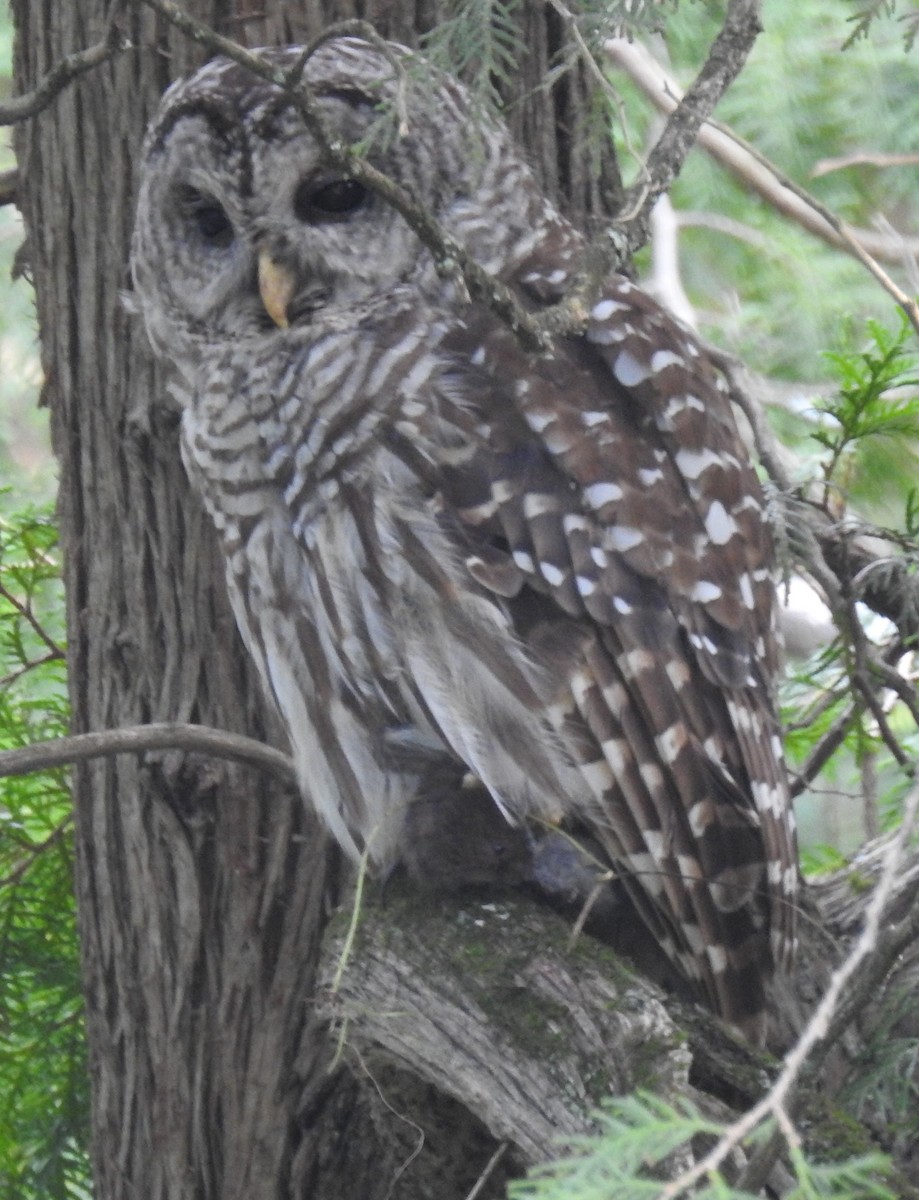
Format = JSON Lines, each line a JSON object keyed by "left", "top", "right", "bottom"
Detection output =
{"left": 293, "top": 178, "right": 368, "bottom": 223}
{"left": 176, "top": 184, "right": 234, "bottom": 249}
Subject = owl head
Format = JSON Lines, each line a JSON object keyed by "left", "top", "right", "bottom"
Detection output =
{"left": 130, "top": 38, "right": 566, "bottom": 362}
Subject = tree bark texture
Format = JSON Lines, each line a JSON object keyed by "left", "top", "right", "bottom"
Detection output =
{"left": 10, "top": 3, "right": 624, "bottom": 1197}
{"left": 13, "top": 5, "right": 337, "bottom": 1196}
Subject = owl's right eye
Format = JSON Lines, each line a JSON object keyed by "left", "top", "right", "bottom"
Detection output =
{"left": 293, "top": 177, "right": 368, "bottom": 223}
{"left": 175, "top": 185, "right": 234, "bottom": 250}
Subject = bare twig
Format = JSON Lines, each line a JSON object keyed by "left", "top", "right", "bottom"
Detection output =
{"left": 607, "top": 37, "right": 919, "bottom": 333}
{"left": 0, "top": 721, "right": 296, "bottom": 786}
{"left": 845, "top": 602, "right": 913, "bottom": 773}
{"left": 0, "top": 650, "right": 63, "bottom": 689}
{"left": 738, "top": 812, "right": 919, "bottom": 1194}
{"left": 814, "top": 151, "right": 919, "bottom": 177}
{"left": 785, "top": 630, "right": 913, "bottom": 799}
{"left": 1, "top": 7, "right": 128, "bottom": 125}
{"left": 704, "top": 344, "right": 793, "bottom": 492}
{"left": 607, "top": 36, "right": 919, "bottom": 267}
{"left": 867, "top": 655, "right": 919, "bottom": 730}
{"left": 349, "top": 1044, "right": 426, "bottom": 1200}
{"left": 755, "top": 165, "right": 919, "bottom": 335}
{"left": 0, "top": 581, "right": 66, "bottom": 659}
{"left": 616, "top": 0, "right": 764, "bottom": 247}
{"left": 760, "top": 490, "right": 919, "bottom": 645}
{"left": 821, "top": 879, "right": 919, "bottom": 1046}
{"left": 676, "top": 208, "right": 771, "bottom": 250}
{"left": 789, "top": 702, "right": 857, "bottom": 799}
{"left": 464, "top": 1142, "right": 509, "bottom": 1200}
{"left": 0, "top": 815, "right": 73, "bottom": 888}
{"left": 660, "top": 781, "right": 919, "bottom": 1197}
{"left": 544, "top": 0, "right": 651, "bottom": 189}
{"left": 268, "top": 19, "right": 410, "bottom": 136}
{"left": 854, "top": 667, "right": 915, "bottom": 773}
{"left": 809, "top": 511, "right": 919, "bottom": 647}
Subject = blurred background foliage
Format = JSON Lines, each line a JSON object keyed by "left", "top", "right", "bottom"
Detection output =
{"left": 0, "top": 0, "right": 917, "bottom": 1194}
{"left": 0, "top": 12, "right": 46, "bottom": 506}
{"left": 628, "top": 1, "right": 919, "bottom": 378}
{"left": 0, "top": 5, "right": 87, "bottom": 1195}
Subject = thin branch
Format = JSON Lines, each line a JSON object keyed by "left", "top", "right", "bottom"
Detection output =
{"left": 845, "top": 601, "right": 914, "bottom": 773}
{"left": 820, "top": 530, "right": 919, "bottom": 647}
{"left": 867, "top": 655, "right": 919, "bottom": 729}
{"left": 616, "top": 0, "right": 764, "bottom": 247}
{"left": 821, "top": 877, "right": 919, "bottom": 1046}
{"left": 738, "top": 818, "right": 919, "bottom": 1194}
{"left": 0, "top": 580, "right": 66, "bottom": 659}
{"left": 0, "top": 650, "right": 64, "bottom": 688}
{"left": 543, "top": 0, "right": 652, "bottom": 200}
{"left": 351, "top": 1045, "right": 426, "bottom": 1200}
{"left": 0, "top": 722, "right": 296, "bottom": 786}
{"left": 607, "top": 37, "right": 919, "bottom": 333}
{"left": 854, "top": 666, "right": 915, "bottom": 773}
{"left": 285, "top": 21, "right": 411, "bottom": 134}
{"left": 0, "top": 815, "right": 73, "bottom": 888}
{"left": 1, "top": 7, "right": 129, "bottom": 125}
{"left": 676, "top": 208, "right": 771, "bottom": 250}
{"left": 789, "top": 702, "right": 858, "bottom": 799}
{"left": 607, "top": 36, "right": 919, "bottom": 266}
{"left": 749, "top": 159, "right": 919, "bottom": 336}
{"left": 704, "top": 344, "right": 794, "bottom": 492}
{"left": 659, "top": 780, "right": 919, "bottom": 1198}
{"left": 784, "top": 667, "right": 848, "bottom": 735}
{"left": 813, "top": 151, "right": 919, "bottom": 177}
{"left": 464, "top": 1142, "right": 509, "bottom": 1200}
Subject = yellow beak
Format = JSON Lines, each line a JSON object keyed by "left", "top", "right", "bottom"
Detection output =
{"left": 257, "top": 251, "right": 296, "bottom": 330}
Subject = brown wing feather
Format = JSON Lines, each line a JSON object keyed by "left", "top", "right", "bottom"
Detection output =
{"left": 429, "top": 291, "right": 797, "bottom": 1039}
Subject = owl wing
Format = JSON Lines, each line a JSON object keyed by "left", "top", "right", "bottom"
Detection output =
{"left": 392, "top": 280, "right": 797, "bottom": 1038}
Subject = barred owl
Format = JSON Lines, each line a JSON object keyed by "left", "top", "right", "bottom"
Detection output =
{"left": 131, "top": 37, "right": 797, "bottom": 1042}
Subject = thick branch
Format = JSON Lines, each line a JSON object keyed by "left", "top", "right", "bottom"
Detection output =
{"left": 313, "top": 866, "right": 919, "bottom": 1194}
{"left": 317, "top": 890, "right": 691, "bottom": 1165}
{"left": 1, "top": 11, "right": 127, "bottom": 124}
{"left": 0, "top": 721, "right": 296, "bottom": 785}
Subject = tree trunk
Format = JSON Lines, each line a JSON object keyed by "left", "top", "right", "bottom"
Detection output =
{"left": 10, "top": 4, "right": 623, "bottom": 1197}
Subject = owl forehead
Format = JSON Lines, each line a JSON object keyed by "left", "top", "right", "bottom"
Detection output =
{"left": 148, "top": 95, "right": 371, "bottom": 207}
{"left": 146, "top": 47, "right": 402, "bottom": 207}
{"left": 147, "top": 38, "right": 484, "bottom": 172}
{"left": 145, "top": 44, "right": 490, "bottom": 215}
{"left": 150, "top": 40, "right": 401, "bottom": 149}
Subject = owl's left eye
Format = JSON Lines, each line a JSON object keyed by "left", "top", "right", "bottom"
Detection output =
{"left": 293, "top": 178, "right": 368, "bottom": 223}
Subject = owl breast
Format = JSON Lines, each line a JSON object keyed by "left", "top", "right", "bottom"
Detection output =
{"left": 181, "top": 301, "right": 580, "bottom": 866}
